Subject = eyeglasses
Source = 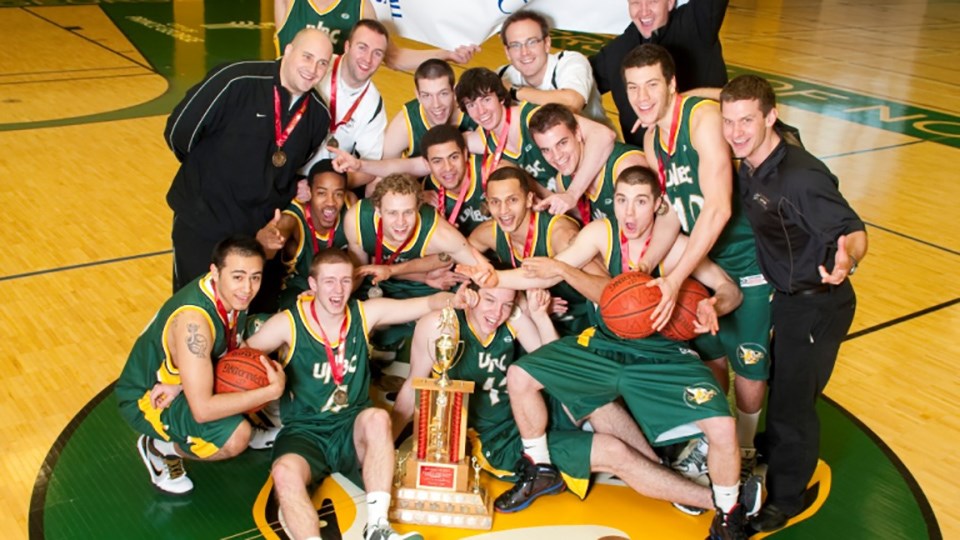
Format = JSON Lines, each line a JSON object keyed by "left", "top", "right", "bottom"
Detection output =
{"left": 506, "top": 37, "right": 544, "bottom": 52}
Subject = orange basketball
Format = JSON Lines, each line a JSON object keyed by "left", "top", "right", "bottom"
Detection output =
{"left": 215, "top": 347, "right": 269, "bottom": 413}
{"left": 600, "top": 272, "right": 661, "bottom": 339}
{"left": 660, "top": 278, "right": 711, "bottom": 342}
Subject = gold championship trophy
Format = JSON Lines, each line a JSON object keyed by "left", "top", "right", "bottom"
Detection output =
{"left": 390, "top": 306, "right": 493, "bottom": 530}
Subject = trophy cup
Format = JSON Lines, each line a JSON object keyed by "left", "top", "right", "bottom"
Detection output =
{"left": 390, "top": 306, "right": 493, "bottom": 530}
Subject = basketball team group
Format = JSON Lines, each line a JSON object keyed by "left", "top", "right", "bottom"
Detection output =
{"left": 115, "top": 1, "right": 868, "bottom": 539}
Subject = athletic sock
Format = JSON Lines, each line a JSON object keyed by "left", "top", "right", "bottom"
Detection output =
{"left": 152, "top": 438, "right": 178, "bottom": 457}
{"left": 521, "top": 434, "right": 551, "bottom": 464}
{"left": 366, "top": 491, "right": 391, "bottom": 527}
{"left": 712, "top": 483, "right": 739, "bottom": 513}
{"left": 736, "top": 408, "right": 761, "bottom": 449}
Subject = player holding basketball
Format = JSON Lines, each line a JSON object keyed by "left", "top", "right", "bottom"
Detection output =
{"left": 719, "top": 74, "right": 867, "bottom": 533}
{"left": 246, "top": 248, "right": 469, "bottom": 540}
{"left": 461, "top": 166, "right": 760, "bottom": 539}
{"left": 626, "top": 44, "right": 772, "bottom": 480}
{"left": 117, "top": 235, "right": 285, "bottom": 495}
{"left": 394, "top": 282, "right": 723, "bottom": 514}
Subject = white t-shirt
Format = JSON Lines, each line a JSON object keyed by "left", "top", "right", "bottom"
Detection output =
{"left": 302, "top": 54, "right": 387, "bottom": 174}
{"left": 499, "top": 50, "right": 612, "bottom": 129}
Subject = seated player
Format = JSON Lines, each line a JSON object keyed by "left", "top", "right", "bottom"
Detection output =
{"left": 247, "top": 249, "right": 468, "bottom": 540}
{"left": 454, "top": 67, "right": 617, "bottom": 216}
{"left": 467, "top": 166, "right": 610, "bottom": 337}
{"left": 382, "top": 59, "right": 476, "bottom": 159}
{"left": 255, "top": 159, "right": 353, "bottom": 309}
{"left": 116, "top": 235, "right": 285, "bottom": 495}
{"left": 394, "top": 283, "right": 720, "bottom": 514}
{"left": 460, "top": 166, "right": 760, "bottom": 539}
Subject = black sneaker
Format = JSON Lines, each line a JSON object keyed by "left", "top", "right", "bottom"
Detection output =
{"left": 493, "top": 458, "right": 566, "bottom": 513}
{"left": 707, "top": 504, "right": 748, "bottom": 540}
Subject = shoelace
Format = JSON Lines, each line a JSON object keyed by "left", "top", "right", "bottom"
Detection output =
{"left": 163, "top": 456, "right": 187, "bottom": 479}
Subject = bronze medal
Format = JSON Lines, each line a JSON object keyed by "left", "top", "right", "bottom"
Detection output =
{"left": 327, "top": 136, "right": 339, "bottom": 150}
{"left": 368, "top": 285, "right": 384, "bottom": 299}
{"left": 438, "top": 252, "right": 451, "bottom": 263}
{"left": 272, "top": 149, "right": 287, "bottom": 168}
{"left": 333, "top": 385, "right": 349, "bottom": 406}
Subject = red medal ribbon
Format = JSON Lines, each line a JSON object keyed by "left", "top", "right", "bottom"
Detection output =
{"left": 274, "top": 86, "right": 309, "bottom": 153}
{"left": 213, "top": 286, "right": 238, "bottom": 352}
{"left": 436, "top": 166, "right": 472, "bottom": 227}
{"left": 620, "top": 229, "right": 652, "bottom": 274}
{"left": 374, "top": 216, "right": 416, "bottom": 266}
{"left": 309, "top": 299, "right": 349, "bottom": 385}
{"left": 508, "top": 211, "right": 537, "bottom": 269}
{"left": 655, "top": 93, "right": 684, "bottom": 196}
{"left": 304, "top": 205, "right": 336, "bottom": 254}
{"left": 481, "top": 105, "right": 512, "bottom": 190}
{"left": 329, "top": 55, "right": 371, "bottom": 134}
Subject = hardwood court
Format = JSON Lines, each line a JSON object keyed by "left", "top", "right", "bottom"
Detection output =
{"left": 1, "top": 0, "right": 958, "bottom": 538}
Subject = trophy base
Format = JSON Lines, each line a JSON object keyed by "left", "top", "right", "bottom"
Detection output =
{"left": 390, "top": 486, "right": 493, "bottom": 530}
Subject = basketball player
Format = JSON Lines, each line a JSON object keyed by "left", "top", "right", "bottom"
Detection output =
{"left": 460, "top": 166, "right": 760, "bottom": 539}
{"left": 626, "top": 44, "right": 772, "bottom": 478}
{"left": 256, "top": 159, "right": 352, "bottom": 309}
{"left": 394, "top": 283, "right": 721, "bottom": 514}
{"left": 116, "top": 235, "right": 284, "bottom": 495}
{"left": 467, "top": 166, "right": 609, "bottom": 337}
{"left": 247, "top": 249, "right": 469, "bottom": 540}
{"left": 382, "top": 59, "right": 476, "bottom": 159}
{"left": 274, "top": 0, "right": 479, "bottom": 69}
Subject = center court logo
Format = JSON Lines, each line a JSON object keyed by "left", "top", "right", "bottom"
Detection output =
{"left": 683, "top": 383, "right": 721, "bottom": 407}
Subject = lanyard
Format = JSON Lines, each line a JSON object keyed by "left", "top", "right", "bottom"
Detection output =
{"left": 655, "top": 93, "right": 683, "bottom": 195}
{"left": 620, "top": 230, "right": 652, "bottom": 274}
{"left": 436, "top": 166, "right": 472, "bottom": 226}
{"left": 213, "top": 287, "right": 238, "bottom": 352}
{"left": 374, "top": 217, "right": 415, "bottom": 265}
{"left": 309, "top": 299, "right": 349, "bottom": 385}
{"left": 507, "top": 211, "right": 537, "bottom": 269}
{"left": 304, "top": 205, "right": 336, "bottom": 253}
{"left": 274, "top": 87, "right": 309, "bottom": 151}
{"left": 481, "top": 105, "right": 512, "bottom": 190}
{"left": 329, "top": 56, "right": 371, "bottom": 134}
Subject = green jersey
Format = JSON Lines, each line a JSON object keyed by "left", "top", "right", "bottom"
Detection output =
{"left": 281, "top": 199, "right": 350, "bottom": 302}
{"left": 422, "top": 154, "right": 488, "bottom": 235}
{"left": 278, "top": 297, "right": 371, "bottom": 425}
{"left": 477, "top": 101, "right": 557, "bottom": 188}
{"left": 116, "top": 274, "right": 245, "bottom": 403}
{"left": 403, "top": 99, "right": 477, "bottom": 158}
{"left": 355, "top": 198, "right": 441, "bottom": 298}
{"left": 653, "top": 96, "right": 760, "bottom": 278}
{"left": 447, "top": 310, "right": 519, "bottom": 435}
{"left": 275, "top": 0, "right": 362, "bottom": 56}
{"left": 559, "top": 142, "right": 643, "bottom": 223}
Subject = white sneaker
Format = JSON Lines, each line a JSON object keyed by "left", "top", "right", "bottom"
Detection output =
{"left": 364, "top": 519, "right": 423, "bottom": 540}
{"left": 249, "top": 425, "right": 281, "bottom": 450}
{"left": 137, "top": 434, "right": 194, "bottom": 495}
{"left": 672, "top": 437, "right": 709, "bottom": 485}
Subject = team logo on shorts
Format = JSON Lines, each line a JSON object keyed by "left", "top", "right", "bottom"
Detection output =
{"left": 737, "top": 344, "right": 767, "bottom": 366}
{"left": 683, "top": 383, "right": 720, "bottom": 407}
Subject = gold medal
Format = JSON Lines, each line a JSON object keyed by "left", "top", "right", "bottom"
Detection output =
{"left": 272, "top": 150, "right": 287, "bottom": 168}
{"left": 327, "top": 136, "right": 339, "bottom": 150}
{"left": 438, "top": 252, "right": 451, "bottom": 263}
{"left": 333, "top": 385, "right": 349, "bottom": 406}
{"left": 656, "top": 200, "right": 668, "bottom": 216}
{"left": 368, "top": 285, "right": 383, "bottom": 299}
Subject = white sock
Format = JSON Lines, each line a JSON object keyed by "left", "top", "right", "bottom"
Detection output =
{"left": 152, "top": 438, "right": 178, "bottom": 457}
{"left": 366, "top": 491, "right": 391, "bottom": 526}
{"left": 712, "top": 483, "right": 739, "bottom": 513}
{"left": 521, "top": 435, "right": 551, "bottom": 464}
{"left": 736, "top": 408, "right": 761, "bottom": 449}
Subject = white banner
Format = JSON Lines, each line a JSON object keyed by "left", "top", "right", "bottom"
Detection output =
{"left": 368, "top": 0, "right": 630, "bottom": 50}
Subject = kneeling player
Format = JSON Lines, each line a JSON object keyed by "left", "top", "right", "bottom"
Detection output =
{"left": 116, "top": 235, "right": 285, "bottom": 495}
{"left": 246, "top": 249, "right": 469, "bottom": 540}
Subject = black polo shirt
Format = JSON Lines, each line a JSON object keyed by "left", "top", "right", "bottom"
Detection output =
{"left": 590, "top": 0, "right": 728, "bottom": 147}
{"left": 738, "top": 139, "right": 865, "bottom": 294}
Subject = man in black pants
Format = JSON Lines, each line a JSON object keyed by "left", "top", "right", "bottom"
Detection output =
{"left": 590, "top": 0, "right": 728, "bottom": 146}
{"left": 165, "top": 28, "right": 332, "bottom": 292}
{"left": 719, "top": 74, "right": 868, "bottom": 533}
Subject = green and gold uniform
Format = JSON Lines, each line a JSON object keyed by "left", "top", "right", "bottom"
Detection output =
{"left": 274, "top": 0, "right": 362, "bottom": 57}
{"left": 403, "top": 99, "right": 477, "bottom": 158}
{"left": 117, "top": 274, "right": 246, "bottom": 459}
{"left": 477, "top": 101, "right": 557, "bottom": 189}
{"left": 653, "top": 96, "right": 771, "bottom": 380}
{"left": 422, "top": 154, "right": 488, "bottom": 235}
{"left": 489, "top": 211, "right": 592, "bottom": 336}
{"left": 515, "top": 218, "right": 731, "bottom": 447}
{"left": 272, "top": 297, "right": 371, "bottom": 483}
{"left": 448, "top": 311, "right": 592, "bottom": 497}
{"left": 278, "top": 199, "right": 350, "bottom": 309}
{"left": 558, "top": 142, "right": 643, "bottom": 223}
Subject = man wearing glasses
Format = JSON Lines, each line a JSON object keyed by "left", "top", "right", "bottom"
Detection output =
{"left": 496, "top": 10, "right": 612, "bottom": 128}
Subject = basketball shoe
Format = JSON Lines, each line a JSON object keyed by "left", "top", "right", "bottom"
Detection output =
{"left": 494, "top": 457, "right": 566, "bottom": 513}
{"left": 363, "top": 518, "right": 423, "bottom": 540}
{"left": 137, "top": 434, "right": 193, "bottom": 495}
{"left": 673, "top": 437, "right": 709, "bottom": 485}
{"left": 249, "top": 425, "right": 280, "bottom": 450}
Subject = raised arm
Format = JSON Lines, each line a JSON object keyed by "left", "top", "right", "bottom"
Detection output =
{"left": 538, "top": 114, "right": 616, "bottom": 215}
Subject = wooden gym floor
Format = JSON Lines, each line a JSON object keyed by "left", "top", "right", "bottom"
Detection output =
{"left": 1, "top": 0, "right": 957, "bottom": 538}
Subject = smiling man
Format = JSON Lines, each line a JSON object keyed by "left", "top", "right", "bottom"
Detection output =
{"left": 166, "top": 28, "right": 332, "bottom": 292}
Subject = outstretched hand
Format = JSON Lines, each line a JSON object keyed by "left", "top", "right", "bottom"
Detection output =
{"left": 819, "top": 234, "right": 854, "bottom": 285}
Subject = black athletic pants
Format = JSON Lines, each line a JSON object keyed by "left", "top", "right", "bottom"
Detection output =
{"left": 171, "top": 216, "right": 220, "bottom": 293}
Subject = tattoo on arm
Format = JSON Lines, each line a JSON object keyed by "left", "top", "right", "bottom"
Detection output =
{"left": 186, "top": 323, "right": 210, "bottom": 357}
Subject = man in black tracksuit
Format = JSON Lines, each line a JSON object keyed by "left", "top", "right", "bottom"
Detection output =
{"left": 165, "top": 28, "right": 332, "bottom": 293}
{"left": 719, "top": 74, "right": 868, "bottom": 534}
